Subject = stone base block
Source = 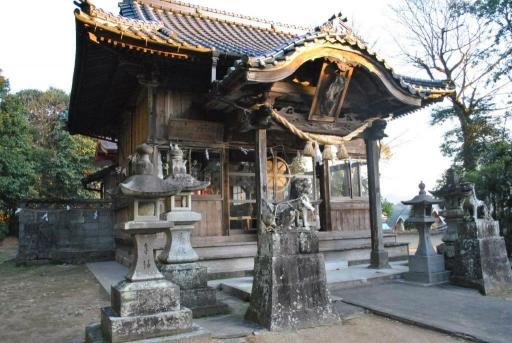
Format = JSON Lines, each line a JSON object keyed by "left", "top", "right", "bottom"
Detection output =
{"left": 437, "top": 243, "right": 455, "bottom": 271}
{"left": 160, "top": 263, "right": 229, "bottom": 318}
{"left": 246, "top": 252, "right": 338, "bottom": 331}
{"left": 112, "top": 279, "right": 180, "bottom": 317}
{"left": 404, "top": 270, "right": 451, "bottom": 285}
{"left": 189, "top": 302, "right": 230, "bottom": 318}
{"left": 409, "top": 254, "right": 445, "bottom": 274}
{"left": 369, "top": 250, "right": 390, "bottom": 269}
{"left": 100, "top": 306, "right": 193, "bottom": 342}
{"left": 86, "top": 323, "right": 210, "bottom": 343}
{"left": 181, "top": 287, "right": 230, "bottom": 318}
{"left": 453, "top": 235, "right": 512, "bottom": 295}
{"left": 159, "top": 263, "right": 207, "bottom": 289}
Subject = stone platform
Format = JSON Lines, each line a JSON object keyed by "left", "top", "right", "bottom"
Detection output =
{"left": 215, "top": 262, "right": 407, "bottom": 301}
{"left": 85, "top": 323, "right": 210, "bottom": 343}
{"left": 87, "top": 260, "right": 407, "bottom": 299}
{"left": 333, "top": 282, "right": 512, "bottom": 343}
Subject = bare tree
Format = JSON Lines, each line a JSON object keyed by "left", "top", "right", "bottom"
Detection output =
{"left": 392, "top": 0, "right": 511, "bottom": 170}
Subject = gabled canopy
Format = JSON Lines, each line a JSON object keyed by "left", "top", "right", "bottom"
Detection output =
{"left": 69, "top": 0, "right": 455, "bottom": 139}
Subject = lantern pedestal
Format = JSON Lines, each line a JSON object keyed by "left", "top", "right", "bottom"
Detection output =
{"left": 405, "top": 255, "right": 451, "bottom": 284}
{"left": 85, "top": 144, "right": 209, "bottom": 343}
{"left": 402, "top": 182, "right": 450, "bottom": 285}
{"left": 159, "top": 194, "right": 228, "bottom": 318}
{"left": 86, "top": 221, "right": 210, "bottom": 343}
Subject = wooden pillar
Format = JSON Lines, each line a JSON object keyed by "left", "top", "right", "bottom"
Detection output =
{"left": 318, "top": 161, "right": 332, "bottom": 231}
{"left": 255, "top": 129, "right": 268, "bottom": 232}
{"left": 222, "top": 147, "right": 230, "bottom": 236}
{"left": 364, "top": 119, "right": 390, "bottom": 269}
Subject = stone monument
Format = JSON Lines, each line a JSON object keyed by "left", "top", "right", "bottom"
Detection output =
{"left": 451, "top": 183, "right": 512, "bottom": 295}
{"left": 402, "top": 182, "right": 450, "bottom": 284}
{"left": 85, "top": 144, "right": 209, "bottom": 343}
{"left": 159, "top": 144, "right": 228, "bottom": 318}
{"left": 245, "top": 178, "right": 337, "bottom": 330}
{"left": 432, "top": 168, "right": 471, "bottom": 271}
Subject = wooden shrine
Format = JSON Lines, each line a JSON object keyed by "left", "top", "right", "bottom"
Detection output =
{"left": 71, "top": 0, "right": 454, "bottom": 271}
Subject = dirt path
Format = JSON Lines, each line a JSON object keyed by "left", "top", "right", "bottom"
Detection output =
{"left": 244, "top": 315, "right": 467, "bottom": 343}
{"left": 0, "top": 238, "right": 109, "bottom": 343}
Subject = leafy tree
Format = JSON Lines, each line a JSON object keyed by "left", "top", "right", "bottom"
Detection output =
{"left": 0, "top": 71, "right": 37, "bottom": 221}
{"left": 0, "top": 69, "right": 98, "bottom": 230}
{"left": 392, "top": 0, "right": 511, "bottom": 170}
{"left": 12, "top": 88, "right": 98, "bottom": 200}
{"left": 466, "top": 0, "right": 512, "bottom": 80}
{"left": 35, "top": 115, "right": 97, "bottom": 199}
{"left": 381, "top": 198, "right": 394, "bottom": 219}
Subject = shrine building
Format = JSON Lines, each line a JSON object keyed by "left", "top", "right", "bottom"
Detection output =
{"left": 70, "top": 0, "right": 454, "bottom": 274}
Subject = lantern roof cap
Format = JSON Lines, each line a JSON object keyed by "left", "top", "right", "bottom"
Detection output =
{"left": 402, "top": 181, "right": 442, "bottom": 206}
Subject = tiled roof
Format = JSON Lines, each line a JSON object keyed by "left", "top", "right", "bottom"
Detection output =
{"left": 117, "top": 0, "right": 308, "bottom": 57}
{"left": 219, "top": 22, "right": 455, "bottom": 100}
{"left": 74, "top": 0, "right": 455, "bottom": 99}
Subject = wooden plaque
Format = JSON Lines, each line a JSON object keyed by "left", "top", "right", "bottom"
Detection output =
{"left": 168, "top": 119, "right": 224, "bottom": 143}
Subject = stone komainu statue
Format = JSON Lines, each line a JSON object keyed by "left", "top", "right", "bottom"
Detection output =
{"left": 261, "top": 178, "right": 315, "bottom": 232}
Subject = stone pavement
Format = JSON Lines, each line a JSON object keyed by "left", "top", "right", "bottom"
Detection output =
{"left": 333, "top": 282, "right": 512, "bottom": 343}
{"left": 213, "top": 261, "right": 407, "bottom": 301}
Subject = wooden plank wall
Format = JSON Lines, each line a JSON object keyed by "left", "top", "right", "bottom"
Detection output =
{"left": 330, "top": 200, "right": 370, "bottom": 232}
{"left": 157, "top": 89, "right": 223, "bottom": 238}
{"left": 154, "top": 89, "right": 194, "bottom": 141}
{"left": 192, "top": 199, "right": 223, "bottom": 237}
{"left": 118, "top": 91, "right": 149, "bottom": 167}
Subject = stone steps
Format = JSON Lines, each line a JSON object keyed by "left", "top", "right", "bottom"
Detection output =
{"left": 214, "top": 262, "right": 409, "bottom": 302}
{"left": 116, "top": 233, "right": 409, "bottom": 279}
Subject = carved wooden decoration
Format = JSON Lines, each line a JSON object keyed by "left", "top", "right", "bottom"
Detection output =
{"left": 308, "top": 60, "right": 353, "bottom": 122}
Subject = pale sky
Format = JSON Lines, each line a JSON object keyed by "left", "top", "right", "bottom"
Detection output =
{"left": 0, "top": 0, "right": 454, "bottom": 203}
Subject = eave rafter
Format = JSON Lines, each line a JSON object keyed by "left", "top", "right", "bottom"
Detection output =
{"left": 214, "top": 25, "right": 455, "bottom": 110}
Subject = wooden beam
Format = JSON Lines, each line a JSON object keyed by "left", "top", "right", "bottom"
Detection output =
{"left": 364, "top": 119, "right": 390, "bottom": 269}
{"left": 318, "top": 161, "right": 332, "bottom": 231}
{"left": 255, "top": 129, "right": 268, "bottom": 232}
{"left": 222, "top": 146, "right": 230, "bottom": 236}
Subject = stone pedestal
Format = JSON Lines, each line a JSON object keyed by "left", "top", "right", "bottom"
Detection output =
{"left": 160, "top": 262, "right": 228, "bottom": 317}
{"left": 245, "top": 229, "right": 337, "bottom": 331}
{"left": 437, "top": 217, "right": 465, "bottom": 271}
{"left": 86, "top": 221, "right": 210, "bottom": 343}
{"left": 159, "top": 211, "right": 228, "bottom": 318}
{"left": 404, "top": 224, "right": 450, "bottom": 284}
{"left": 452, "top": 219, "right": 512, "bottom": 295}
{"left": 405, "top": 254, "right": 450, "bottom": 284}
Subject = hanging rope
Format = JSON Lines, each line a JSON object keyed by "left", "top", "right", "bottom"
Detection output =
{"left": 270, "top": 108, "right": 375, "bottom": 145}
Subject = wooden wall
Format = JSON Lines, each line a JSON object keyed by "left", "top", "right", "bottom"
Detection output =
{"left": 330, "top": 200, "right": 370, "bottom": 232}
{"left": 118, "top": 90, "right": 149, "bottom": 168}
{"left": 192, "top": 199, "right": 223, "bottom": 237}
{"left": 154, "top": 89, "right": 195, "bottom": 142}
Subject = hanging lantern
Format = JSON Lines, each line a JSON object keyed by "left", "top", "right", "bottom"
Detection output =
{"left": 322, "top": 144, "right": 334, "bottom": 160}
{"left": 336, "top": 143, "right": 349, "bottom": 160}
{"left": 303, "top": 141, "right": 315, "bottom": 157}
{"left": 290, "top": 151, "right": 307, "bottom": 174}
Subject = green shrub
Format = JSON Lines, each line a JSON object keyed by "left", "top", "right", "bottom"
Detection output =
{"left": 0, "top": 222, "right": 8, "bottom": 241}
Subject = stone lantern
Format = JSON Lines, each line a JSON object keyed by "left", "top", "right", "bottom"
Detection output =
{"left": 431, "top": 168, "right": 472, "bottom": 271}
{"left": 402, "top": 181, "right": 450, "bottom": 284}
{"left": 159, "top": 144, "right": 228, "bottom": 317}
{"left": 85, "top": 144, "right": 209, "bottom": 343}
